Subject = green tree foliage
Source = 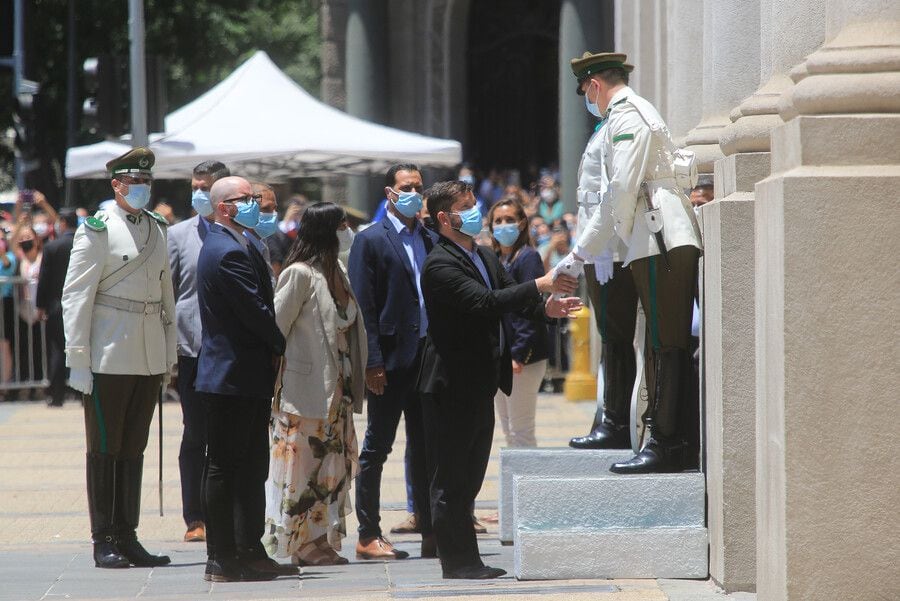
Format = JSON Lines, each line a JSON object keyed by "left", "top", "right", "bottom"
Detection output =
{"left": 0, "top": 0, "right": 321, "bottom": 206}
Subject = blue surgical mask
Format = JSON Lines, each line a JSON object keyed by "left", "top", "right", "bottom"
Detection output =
{"left": 390, "top": 189, "right": 423, "bottom": 218}
{"left": 452, "top": 206, "right": 483, "bottom": 238}
{"left": 492, "top": 223, "right": 520, "bottom": 248}
{"left": 124, "top": 184, "right": 151, "bottom": 210}
{"left": 585, "top": 94, "right": 602, "bottom": 118}
{"left": 253, "top": 212, "right": 278, "bottom": 239}
{"left": 191, "top": 189, "right": 213, "bottom": 217}
{"left": 232, "top": 200, "right": 260, "bottom": 229}
{"left": 459, "top": 174, "right": 475, "bottom": 185}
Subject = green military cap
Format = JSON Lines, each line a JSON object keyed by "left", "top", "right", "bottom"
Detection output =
{"left": 106, "top": 146, "right": 155, "bottom": 178}
{"left": 571, "top": 52, "right": 635, "bottom": 95}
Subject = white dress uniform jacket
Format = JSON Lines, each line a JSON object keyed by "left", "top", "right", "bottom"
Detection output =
{"left": 574, "top": 86, "right": 702, "bottom": 265}
{"left": 62, "top": 204, "right": 177, "bottom": 375}
{"left": 574, "top": 119, "right": 628, "bottom": 263}
{"left": 273, "top": 260, "right": 367, "bottom": 419}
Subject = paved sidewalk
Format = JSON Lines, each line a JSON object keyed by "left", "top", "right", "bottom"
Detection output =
{"left": 0, "top": 394, "right": 752, "bottom": 601}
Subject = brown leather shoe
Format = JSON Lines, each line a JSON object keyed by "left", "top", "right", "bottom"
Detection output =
{"left": 184, "top": 521, "right": 206, "bottom": 542}
{"left": 356, "top": 536, "right": 410, "bottom": 560}
{"left": 472, "top": 514, "right": 488, "bottom": 534}
{"left": 389, "top": 513, "right": 419, "bottom": 534}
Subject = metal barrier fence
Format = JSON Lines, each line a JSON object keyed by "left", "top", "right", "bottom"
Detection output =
{"left": 0, "top": 276, "right": 49, "bottom": 392}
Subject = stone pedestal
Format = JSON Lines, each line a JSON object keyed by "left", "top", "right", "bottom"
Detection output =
{"left": 703, "top": 152, "right": 770, "bottom": 593}
{"left": 756, "top": 114, "right": 900, "bottom": 600}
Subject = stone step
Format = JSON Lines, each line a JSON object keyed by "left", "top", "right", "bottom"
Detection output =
{"left": 514, "top": 526, "right": 709, "bottom": 580}
{"left": 498, "top": 448, "right": 634, "bottom": 543}
{"left": 513, "top": 472, "right": 705, "bottom": 531}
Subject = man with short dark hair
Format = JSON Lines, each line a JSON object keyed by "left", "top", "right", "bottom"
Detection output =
{"left": 167, "top": 160, "right": 230, "bottom": 543}
{"left": 350, "top": 163, "right": 434, "bottom": 560}
{"left": 418, "top": 180, "right": 581, "bottom": 579}
{"left": 249, "top": 182, "right": 291, "bottom": 279}
{"left": 36, "top": 208, "right": 79, "bottom": 407}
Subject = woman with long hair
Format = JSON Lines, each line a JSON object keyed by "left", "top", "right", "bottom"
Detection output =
{"left": 263, "top": 202, "right": 367, "bottom": 566}
{"left": 486, "top": 197, "right": 550, "bottom": 448}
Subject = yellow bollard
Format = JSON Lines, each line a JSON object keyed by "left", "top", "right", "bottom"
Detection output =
{"left": 564, "top": 305, "right": 597, "bottom": 401}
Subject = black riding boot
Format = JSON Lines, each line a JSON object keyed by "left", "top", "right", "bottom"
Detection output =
{"left": 610, "top": 348, "right": 687, "bottom": 474}
{"left": 570, "top": 343, "right": 636, "bottom": 449}
{"left": 87, "top": 453, "right": 130, "bottom": 568}
{"left": 115, "top": 456, "right": 171, "bottom": 567}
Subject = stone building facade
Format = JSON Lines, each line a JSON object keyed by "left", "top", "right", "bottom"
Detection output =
{"left": 323, "top": 1, "right": 900, "bottom": 599}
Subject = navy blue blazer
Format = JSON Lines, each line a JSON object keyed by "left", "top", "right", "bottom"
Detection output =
{"left": 195, "top": 223, "right": 286, "bottom": 399}
{"left": 499, "top": 245, "right": 550, "bottom": 365}
{"left": 348, "top": 217, "right": 437, "bottom": 373}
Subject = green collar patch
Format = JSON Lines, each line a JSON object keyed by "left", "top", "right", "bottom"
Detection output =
{"left": 85, "top": 217, "right": 107, "bottom": 232}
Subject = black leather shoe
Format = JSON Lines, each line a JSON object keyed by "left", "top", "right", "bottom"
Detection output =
{"left": 569, "top": 424, "right": 630, "bottom": 449}
{"left": 442, "top": 565, "right": 506, "bottom": 579}
{"left": 204, "top": 558, "right": 243, "bottom": 582}
{"left": 609, "top": 442, "right": 680, "bottom": 474}
{"left": 93, "top": 537, "right": 130, "bottom": 569}
{"left": 243, "top": 557, "right": 298, "bottom": 576}
{"left": 117, "top": 535, "right": 171, "bottom": 567}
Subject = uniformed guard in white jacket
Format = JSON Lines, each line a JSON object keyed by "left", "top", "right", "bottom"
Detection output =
{"left": 567, "top": 53, "right": 641, "bottom": 452}
{"left": 61, "top": 147, "right": 176, "bottom": 569}
{"left": 555, "top": 53, "right": 702, "bottom": 474}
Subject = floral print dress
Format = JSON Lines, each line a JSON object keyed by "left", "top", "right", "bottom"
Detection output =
{"left": 264, "top": 296, "right": 360, "bottom": 556}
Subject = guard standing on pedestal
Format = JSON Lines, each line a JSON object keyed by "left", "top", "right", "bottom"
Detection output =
{"left": 555, "top": 53, "right": 703, "bottom": 474}
{"left": 62, "top": 147, "right": 177, "bottom": 568}
{"left": 566, "top": 53, "right": 640, "bottom": 451}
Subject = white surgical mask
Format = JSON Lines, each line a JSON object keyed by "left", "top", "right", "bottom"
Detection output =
{"left": 337, "top": 227, "right": 354, "bottom": 252}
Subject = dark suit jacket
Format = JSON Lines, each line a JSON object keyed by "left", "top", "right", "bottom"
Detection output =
{"left": 195, "top": 223, "right": 285, "bottom": 399}
{"left": 500, "top": 245, "right": 550, "bottom": 365}
{"left": 349, "top": 217, "right": 437, "bottom": 373}
{"left": 417, "top": 236, "right": 546, "bottom": 400}
{"left": 35, "top": 231, "right": 75, "bottom": 318}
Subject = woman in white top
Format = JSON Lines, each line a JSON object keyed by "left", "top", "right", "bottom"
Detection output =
{"left": 263, "top": 202, "right": 367, "bottom": 566}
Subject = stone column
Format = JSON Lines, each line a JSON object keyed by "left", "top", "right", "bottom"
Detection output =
{"left": 682, "top": 0, "right": 761, "bottom": 174}
{"left": 754, "top": 1, "right": 900, "bottom": 599}
{"left": 345, "top": 0, "right": 387, "bottom": 214}
{"left": 663, "top": 0, "right": 703, "bottom": 145}
{"left": 558, "top": 0, "right": 612, "bottom": 213}
{"left": 703, "top": 0, "right": 825, "bottom": 593}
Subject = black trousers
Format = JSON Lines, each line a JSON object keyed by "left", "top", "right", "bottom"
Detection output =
{"left": 177, "top": 355, "right": 207, "bottom": 526}
{"left": 422, "top": 389, "right": 494, "bottom": 571}
{"left": 45, "top": 311, "right": 67, "bottom": 404}
{"left": 356, "top": 340, "right": 431, "bottom": 538}
{"left": 203, "top": 393, "right": 270, "bottom": 560}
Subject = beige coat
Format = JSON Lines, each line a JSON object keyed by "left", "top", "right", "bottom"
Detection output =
{"left": 273, "top": 260, "right": 367, "bottom": 418}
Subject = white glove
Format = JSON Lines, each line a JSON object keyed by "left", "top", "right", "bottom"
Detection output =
{"left": 595, "top": 248, "right": 615, "bottom": 285}
{"left": 553, "top": 252, "right": 585, "bottom": 280}
{"left": 68, "top": 367, "right": 93, "bottom": 395}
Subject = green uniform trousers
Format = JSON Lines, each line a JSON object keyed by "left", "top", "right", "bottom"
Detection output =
{"left": 83, "top": 374, "right": 163, "bottom": 459}
{"left": 584, "top": 262, "right": 638, "bottom": 345}
{"left": 628, "top": 246, "right": 699, "bottom": 352}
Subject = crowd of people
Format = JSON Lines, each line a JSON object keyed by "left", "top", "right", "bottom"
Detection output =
{"left": 2, "top": 47, "right": 716, "bottom": 585}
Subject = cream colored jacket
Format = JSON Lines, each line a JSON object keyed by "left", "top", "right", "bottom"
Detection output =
{"left": 62, "top": 204, "right": 176, "bottom": 375}
{"left": 574, "top": 86, "right": 702, "bottom": 265}
{"left": 273, "top": 260, "right": 367, "bottom": 418}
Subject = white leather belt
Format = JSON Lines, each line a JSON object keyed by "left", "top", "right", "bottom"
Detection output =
{"left": 95, "top": 292, "right": 161, "bottom": 315}
{"left": 577, "top": 189, "right": 601, "bottom": 208}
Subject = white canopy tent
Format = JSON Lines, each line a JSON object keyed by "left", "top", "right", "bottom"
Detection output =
{"left": 65, "top": 51, "right": 461, "bottom": 180}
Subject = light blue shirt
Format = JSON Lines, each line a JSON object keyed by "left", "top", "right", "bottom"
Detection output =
{"left": 385, "top": 210, "right": 428, "bottom": 336}
{"left": 0, "top": 251, "right": 17, "bottom": 298}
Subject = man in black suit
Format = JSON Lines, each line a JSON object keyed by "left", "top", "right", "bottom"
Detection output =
{"left": 350, "top": 163, "right": 436, "bottom": 560}
{"left": 36, "top": 209, "right": 78, "bottom": 407}
{"left": 417, "top": 180, "right": 581, "bottom": 579}
{"left": 195, "top": 176, "right": 291, "bottom": 582}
